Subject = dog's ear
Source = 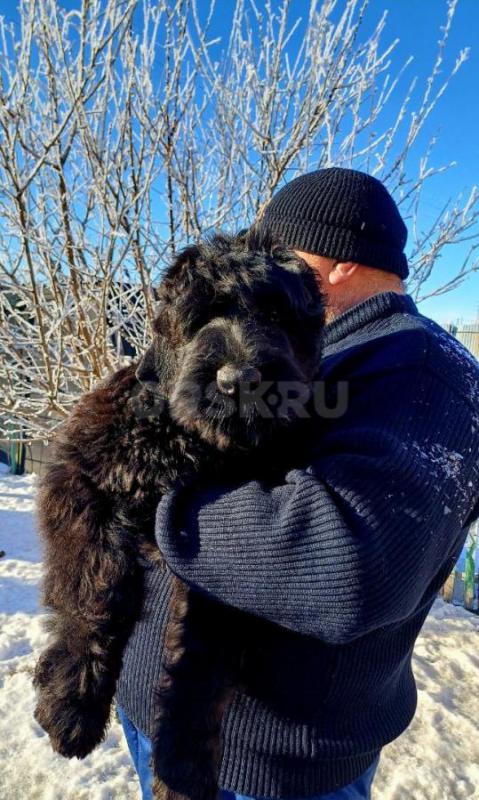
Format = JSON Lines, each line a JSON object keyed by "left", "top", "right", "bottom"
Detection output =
{"left": 135, "top": 343, "right": 158, "bottom": 385}
{"left": 158, "top": 244, "right": 203, "bottom": 307}
{"left": 136, "top": 330, "right": 177, "bottom": 390}
{"left": 155, "top": 243, "right": 213, "bottom": 343}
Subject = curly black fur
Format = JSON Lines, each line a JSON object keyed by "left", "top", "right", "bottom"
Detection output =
{"left": 34, "top": 230, "right": 325, "bottom": 800}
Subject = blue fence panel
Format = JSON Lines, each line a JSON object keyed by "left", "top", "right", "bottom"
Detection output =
{"left": 442, "top": 520, "right": 479, "bottom": 612}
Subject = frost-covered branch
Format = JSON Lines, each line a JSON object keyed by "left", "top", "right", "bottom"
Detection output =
{"left": 0, "top": 0, "right": 476, "bottom": 440}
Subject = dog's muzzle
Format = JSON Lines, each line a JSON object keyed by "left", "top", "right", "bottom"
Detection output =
{"left": 216, "top": 364, "right": 262, "bottom": 396}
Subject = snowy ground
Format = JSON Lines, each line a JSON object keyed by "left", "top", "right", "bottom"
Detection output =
{"left": 1, "top": 464, "right": 478, "bottom": 800}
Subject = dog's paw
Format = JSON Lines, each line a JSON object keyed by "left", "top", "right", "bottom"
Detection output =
{"left": 152, "top": 771, "right": 219, "bottom": 800}
{"left": 34, "top": 697, "right": 108, "bottom": 759}
{"left": 152, "top": 736, "right": 220, "bottom": 800}
{"left": 152, "top": 774, "right": 195, "bottom": 800}
{"left": 33, "top": 647, "right": 111, "bottom": 758}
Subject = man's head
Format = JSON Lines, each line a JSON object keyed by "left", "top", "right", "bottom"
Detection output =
{"left": 260, "top": 168, "right": 408, "bottom": 319}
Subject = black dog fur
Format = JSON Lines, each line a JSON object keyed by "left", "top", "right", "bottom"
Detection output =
{"left": 33, "top": 230, "right": 325, "bottom": 800}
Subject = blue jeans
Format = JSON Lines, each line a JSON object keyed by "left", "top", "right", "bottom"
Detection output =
{"left": 117, "top": 706, "right": 379, "bottom": 800}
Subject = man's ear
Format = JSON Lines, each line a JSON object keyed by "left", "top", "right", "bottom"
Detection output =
{"left": 328, "top": 261, "right": 359, "bottom": 286}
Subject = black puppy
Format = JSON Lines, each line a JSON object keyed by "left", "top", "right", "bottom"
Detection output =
{"left": 34, "top": 231, "right": 325, "bottom": 800}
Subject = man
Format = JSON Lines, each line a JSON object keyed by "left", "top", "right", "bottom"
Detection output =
{"left": 116, "top": 168, "right": 479, "bottom": 800}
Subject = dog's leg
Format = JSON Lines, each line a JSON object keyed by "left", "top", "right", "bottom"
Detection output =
{"left": 33, "top": 465, "right": 143, "bottom": 759}
{"left": 152, "top": 576, "right": 235, "bottom": 800}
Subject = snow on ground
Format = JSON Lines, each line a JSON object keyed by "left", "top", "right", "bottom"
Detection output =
{"left": 0, "top": 465, "right": 137, "bottom": 800}
{"left": 1, "top": 464, "right": 478, "bottom": 800}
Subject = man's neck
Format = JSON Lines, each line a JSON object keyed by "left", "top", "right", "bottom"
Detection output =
{"left": 324, "top": 285, "right": 406, "bottom": 323}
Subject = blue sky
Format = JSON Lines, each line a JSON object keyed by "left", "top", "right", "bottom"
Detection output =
{"left": 1, "top": 0, "right": 478, "bottom": 325}
{"left": 363, "top": 0, "right": 479, "bottom": 324}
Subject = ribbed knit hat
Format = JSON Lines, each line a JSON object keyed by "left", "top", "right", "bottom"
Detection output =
{"left": 260, "top": 168, "right": 409, "bottom": 278}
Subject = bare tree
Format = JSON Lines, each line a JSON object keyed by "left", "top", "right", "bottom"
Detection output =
{"left": 0, "top": 0, "right": 477, "bottom": 441}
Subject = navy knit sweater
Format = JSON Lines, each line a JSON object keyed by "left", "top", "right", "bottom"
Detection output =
{"left": 116, "top": 292, "right": 479, "bottom": 798}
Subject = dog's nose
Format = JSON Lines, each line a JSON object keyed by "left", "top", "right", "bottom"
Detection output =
{"left": 216, "top": 364, "right": 262, "bottom": 395}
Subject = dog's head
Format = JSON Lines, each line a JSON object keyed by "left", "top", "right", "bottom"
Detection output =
{"left": 136, "top": 230, "right": 325, "bottom": 451}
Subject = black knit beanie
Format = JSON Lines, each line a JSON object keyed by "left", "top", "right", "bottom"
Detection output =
{"left": 260, "top": 168, "right": 409, "bottom": 278}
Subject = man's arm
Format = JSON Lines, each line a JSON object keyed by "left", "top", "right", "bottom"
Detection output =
{"left": 156, "top": 366, "right": 475, "bottom": 644}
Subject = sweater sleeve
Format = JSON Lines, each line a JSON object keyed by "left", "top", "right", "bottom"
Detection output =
{"left": 155, "top": 366, "right": 474, "bottom": 644}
